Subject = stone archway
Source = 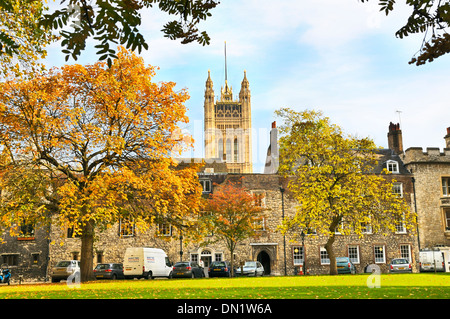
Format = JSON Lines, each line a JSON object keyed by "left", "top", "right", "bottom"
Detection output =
{"left": 257, "top": 251, "right": 271, "bottom": 275}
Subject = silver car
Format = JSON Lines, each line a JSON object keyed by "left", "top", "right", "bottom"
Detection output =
{"left": 389, "top": 258, "right": 412, "bottom": 273}
{"left": 51, "top": 260, "right": 80, "bottom": 282}
{"left": 235, "top": 261, "right": 264, "bottom": 276}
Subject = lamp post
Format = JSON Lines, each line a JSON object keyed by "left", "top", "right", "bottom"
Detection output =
{"left": 179, "top": 234, "right": 183, "bottom": 262}
{"left": 280, "top": 186, "right": 287, "bottom": 276}
{"left": 301, "top": 230, "right": 306, "bottom": 275}
{"left": 411, "top": 177, "right": 421, "bottom": 252}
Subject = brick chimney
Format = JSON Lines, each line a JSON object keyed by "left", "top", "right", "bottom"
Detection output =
{"left": 445, "top": 127, "right": 450, "bottom": 149}
{"left": 387, "top": 122, "right": 403, "bottom": 155}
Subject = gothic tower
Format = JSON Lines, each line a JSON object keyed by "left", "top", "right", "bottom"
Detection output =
{"left": 204, "top": 70, "right": 253, "bottom": 173}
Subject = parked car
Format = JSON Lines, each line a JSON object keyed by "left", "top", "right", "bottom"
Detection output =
{"left": 235, "top": 261, "right": 264, "bottom": 277}
{"left": 336, "top": 257, "right": 356, "bottom": 274}
{"left": 389, "top": 258, "right": 412, "bottom": 273}
{"left": 94, "top": 263, "right": 125, "bottom": 280}
{"left": 172, "top": 261, "right": 204, "bottom": 278}
{"left": 51, "top": 260, "right": 80, "bottom": 283}
{"left": 208, "top": 261, "right": 232, "bottom": 278}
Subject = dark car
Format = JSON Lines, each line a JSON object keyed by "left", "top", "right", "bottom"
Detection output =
{"left": 336, "top": 257, "right": 356, "bottom": 274}
{"left": 172, "top": 261, "right": 204, "bottom": 278}
{"left": 208, "top": 261, "right": 231, "bottom": 278}
{"left": 389, "top": 258, "right": 412, "bottom": 273}
{"left": 94, "top": 263, "right": 124, "bottom": 280}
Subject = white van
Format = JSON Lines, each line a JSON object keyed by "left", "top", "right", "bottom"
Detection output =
{"left": 123, "top": 247, "right": 173, "bottom": 279}
{"left": 419, "top": 249, "right": 445, "bottom": 272}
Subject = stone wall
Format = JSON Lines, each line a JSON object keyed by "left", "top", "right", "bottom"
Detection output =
{"left": 403, "top": 147, "right": 450, "bottom": 249}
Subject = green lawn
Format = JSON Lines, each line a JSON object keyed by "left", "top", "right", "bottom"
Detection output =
{"left": 0, "top": 273, "right": 449, "bottom": 299}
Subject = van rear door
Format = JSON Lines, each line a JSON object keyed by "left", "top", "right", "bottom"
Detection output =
{"left": 124, "top": 249, "right": 143, "bottom": 277}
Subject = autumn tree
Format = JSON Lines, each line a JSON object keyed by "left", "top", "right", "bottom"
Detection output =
{"left": 0, "top": 0, "right": 219, "bottom": 67}
{"left": 0, "top": 47, "right": 202, "bottom": 282}
{"left": 0, "top": 0, "right": 56, "bottom": 78}
{"left": 203, "top": 181, "right": 265, "bottom": 277}
{"left": 360, "top": 0, "right": 450, "bottom": 65}
{"left": 276, "top": 108, "right": 416, "bottom": 275}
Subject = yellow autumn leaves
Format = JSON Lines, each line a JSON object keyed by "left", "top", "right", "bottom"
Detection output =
{"left": 0, "top": 47, "right": 202, "bottom": 279}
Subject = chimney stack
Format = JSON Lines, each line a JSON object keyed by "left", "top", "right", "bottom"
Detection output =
{"left": 445, "top": 127, "right": 450, "bottom": 149}
{"left": 387, "top": 122, "right": 403, "bottom": 155}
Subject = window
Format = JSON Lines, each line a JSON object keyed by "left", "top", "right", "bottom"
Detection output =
{"left": 96, "top": 252, "right": 104, "bottom": 264}
{"left": 400, "top": 245, "right": 411, "bottom": 262}
{"left": 200, "top": 179, "right": 212, "bottom": 193}
{"left": 442, "top": 177, "right": 450, "bottom": 196}
{"left": 190, "top": 254, "right": 198, "bottom": 263}
{"left": 293, "top": 246, "right": 304, "bottom": 265}
{"left": 445, "top": 209, "right": 450, "bottom": 231}
{"left": 386, "top": 160, "right": 399, "bottom": 173}
{"left": 361, "top": 221, "right": 372, "bottom": 234}
{"left": 215, "top": 253, "right": 223, "bottom": 261}
{"left": 1, "top": 254, "right": 18, "bottom": 266}
{"left": 374, "top": 245, "right": 386, "bottom": 264}
{"left": 252, "top": 191, "right": 266, "bottom": 208}
{"left": 392, "top": 183, "right": 403, "bottom": 197}
{"left": 19, "top": 221, "right": 34, "bottom": 239}
{"left": 67, "top": 226, "right": 81, "bottom": 238}
{"left": 119, "top": 218, "right": 135, "bottom": 237}
{"left": 218, "top": 138, "right": 223, "bottom": 160}
{"left": 158, "top": 223, "right": 172, "bottom": 236}
{"left": 348, "top": 245, "right": 360, "bottom": 264}
{"left": 320, "top": 247, "right": 330, "bottom": 265}
{"left": 234, "top": 138, "right": 239, "bottom": 162}
{"left": 31, "top": 253, "right": 40, "bottom": 265}
{"left": 226, "top": 139, "right": 232, "bottom": 162}
{"left": 395, "top": 214, "right": 406, "bottom": 233}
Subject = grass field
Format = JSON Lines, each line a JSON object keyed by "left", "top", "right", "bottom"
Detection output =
{"left": 0, "top": 273, "right": 449, "bottom": 299}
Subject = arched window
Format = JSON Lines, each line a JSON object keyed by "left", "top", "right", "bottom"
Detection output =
{"left": 217, "top": 138, "right": 223, "bottom": 159}
{"left": 226, "top": 139, "right": 232, "bottom": 162}
{"left": 234, "top": 138, "right": 239, "bottom": 162}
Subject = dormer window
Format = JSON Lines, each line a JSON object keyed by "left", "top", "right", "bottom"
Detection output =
{"left": 200, "top": 179, "right": 212, "bottom": 193}
{"left": 386, "top": 160, "right": 399, "bottom": 173}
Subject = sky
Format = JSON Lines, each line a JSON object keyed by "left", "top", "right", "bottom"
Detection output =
{"left": 44, "top": 0, "right": 450, "bottom": 173}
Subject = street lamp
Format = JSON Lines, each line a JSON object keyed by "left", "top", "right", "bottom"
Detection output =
{"left": 279, "top": 186, "right": 287, "bottom": 276}
{"left": 179, "top": 234, "right": 183, "bottom": 262}
{"left": 300, "top": 230, "right": 306, "bottom": 275}
{"left": 411, "top": 177, "right": 421, "bottom": 252}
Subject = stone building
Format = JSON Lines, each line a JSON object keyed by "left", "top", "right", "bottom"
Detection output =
{"left": 400, "top": 126, "right": 450, "bottom": 270}
{"left": 0, "top": 222, "right": 50, "bottom": 282}
{"left": 204, "top": 69, "right": 252, "bottom": 173}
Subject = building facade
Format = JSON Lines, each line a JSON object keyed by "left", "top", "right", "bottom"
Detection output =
{"left": 204, "top": 70, "right": 252, "bottom": 173}
{"left": 400, "top": 127, "right": 450, "bottom": 270}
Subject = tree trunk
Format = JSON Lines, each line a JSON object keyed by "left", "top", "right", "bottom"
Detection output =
{"left": 80, "top": 219, "right": 95, "bottom": 282}
{"left": 230, "top": 246, "right": 234, "bottom": 278}
{"left": 325, "top": 233, "right": 337, "bottom": 275}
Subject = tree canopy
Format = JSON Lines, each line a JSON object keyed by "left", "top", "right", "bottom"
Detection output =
{"left": 0, "top": 0, "right": 57, "bottom": 78}
{"left": 0, "top": 0, "right": 219, "bottom": 67}
{"left": 276, "top": 108, "right": 416, "bottom": 275}
{"left": 203, "top": 180, "right": 265, "bottom": 276}
{"left": 0, "top": 47, "right": 203, "bottom": 281}
{"left": 361, "top": 0, "right": 450, "bottom": 65}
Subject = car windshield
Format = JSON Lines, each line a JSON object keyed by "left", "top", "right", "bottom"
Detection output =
{"left": 244, "top": 262, "right": 257, "bottom": 267}
{"left": 336, "top": 258, "right": 348, "bottom": 263}
{"left": 174, "top": 262, "right": 190, "bottom": 267}
{"left": 392, "top": 259, "right": 408, "bottom": 264}
{"left": 55, "top": 261, "right": 72, "bottom": 267}
{"left": 95, "top": 264, "right": 111, "bottom": 270}
{"left": 211, "top": 262, "right": 227, "bottom": 267}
